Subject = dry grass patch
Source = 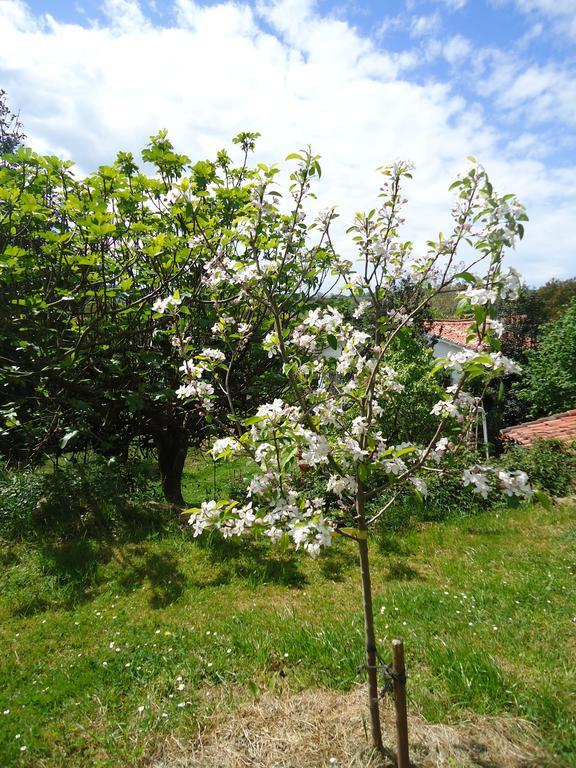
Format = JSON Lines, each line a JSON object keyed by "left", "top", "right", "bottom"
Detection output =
{"left": 153, "top": 686, "right": 548, "bottom": 768}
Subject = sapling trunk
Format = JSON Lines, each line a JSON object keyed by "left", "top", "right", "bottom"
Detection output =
{"left": 356, "top": 481, "right": 384, "bottom": 753}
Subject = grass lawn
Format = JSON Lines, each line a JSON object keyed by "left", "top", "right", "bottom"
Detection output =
{"left": 0, "top": 480, "right": 574, "bottom": 767}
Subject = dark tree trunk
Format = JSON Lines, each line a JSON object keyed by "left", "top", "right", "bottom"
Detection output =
{"left": 155, "top": 429, "right": 188, "bottom": 507}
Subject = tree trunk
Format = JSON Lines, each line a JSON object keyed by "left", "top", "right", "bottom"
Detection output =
{"left": 356, "top": 482, "right": 384, "bottom": 753}
{"left": 155, "top": 429, "right": 188, "bottom": 507}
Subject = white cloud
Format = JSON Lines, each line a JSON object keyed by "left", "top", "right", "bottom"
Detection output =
{"left": 437, "top": 0, "right": 467, "bottom": 9}
{"left": 103, "top": 0, "right": 150, "bottom": 31}
{"left": 410, "top": 13, "right": 441, "bottom": 37}
{"left": 0, "top": 0, "right": 574, "bottom": 284}
{"left": 478, "top": 53, "right": 576, "bottom": 128}
{"left": 512, "top": 0, "right": 576, "bottom": 38}
{"left": 443, "top": 34, "right": 471, "bottom": 63}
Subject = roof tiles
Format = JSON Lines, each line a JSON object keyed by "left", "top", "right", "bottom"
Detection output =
{"left": 500, "top": 410, "right": 576, "bottom": 446}
{"left": 425, "top": 319, "right": 484, "bottom": 351}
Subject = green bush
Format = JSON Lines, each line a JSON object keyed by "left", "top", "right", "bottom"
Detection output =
{"left": 0, "top": 458, "right": 171, "bottom": 540}
{"left": 499, "top": 439, "right": 575, "bottom": 497}
{"left": 370, "top": 454, "right": 494, "bottom": 537}
{"left": 372, "top": 439, "right": 575, "bottom": 543}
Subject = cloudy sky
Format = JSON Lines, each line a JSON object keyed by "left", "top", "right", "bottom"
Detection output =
{"left": 1, "top": 0, "right": 575, "bottom": 285}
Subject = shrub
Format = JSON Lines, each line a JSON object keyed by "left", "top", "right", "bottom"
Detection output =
{"left": 371, "top": 452, "right": 495, "bottom": 536}
{"left": 0, "top": 458, "right": 171, "bottom": 540}
{"left": 499, "top": 439, "right": 575, "bottom": 498}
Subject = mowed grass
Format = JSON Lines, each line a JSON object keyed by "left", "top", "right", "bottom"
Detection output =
{"left": 0, "top": 479, "right": 574, "bottom": 767}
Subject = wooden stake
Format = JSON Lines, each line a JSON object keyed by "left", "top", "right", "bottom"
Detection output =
{"left": 392, "top": 639, "right": 410, "bottom": 768}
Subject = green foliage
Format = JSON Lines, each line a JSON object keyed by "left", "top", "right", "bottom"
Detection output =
{"left": 428, "top": 282, "right": 467, "bottom": 318}
{"left": 516, "top": 297, "right": 576, "bottom": 418}
{"left": 371, "top": 452, "right": 494, "bottom": 535}
{"left": 373, "top": 437, "right": 576, "bottom": 538}
{"left": 499, "top": 439, "right": 576, "bottom": 497}
{"left": 0, "top": 458, "right": 168, "bottom": 541}
{"left": 0, "top": 133, "right": 289, "bottom": 503}
{"left": 376, "top": 329, "right": 445, "bottom": 445}
{"left": 497, "top": 285, "right": 545, "bottom": 364}
{"left": 534, "top": 277, "right": 576, "bottom": 321}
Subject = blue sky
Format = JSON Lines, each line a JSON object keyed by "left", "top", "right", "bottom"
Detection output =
{"left": 1, "top": 0, "right": 575, "bottom": 284}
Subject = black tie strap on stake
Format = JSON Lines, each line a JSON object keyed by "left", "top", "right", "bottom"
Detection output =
{"left": 357, "top": 661, "right": 407, "bottom": 697}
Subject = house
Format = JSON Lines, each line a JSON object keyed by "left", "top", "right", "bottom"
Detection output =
{"left": 425, "top": 319, "right": 484, "bottom": 360}
{"left": 425, "top": 319, "right": 489, "bottom": 454}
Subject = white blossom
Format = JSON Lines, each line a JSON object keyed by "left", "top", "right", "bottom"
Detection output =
{"left": 152, "top": 294, "right": 182, "bottom": 314}
{"left": 353, "top": 300, "right": 370, "bottom": 319}
{"left": 463, "top": 467, "right": 491, "bottom": 499}
{"left": 201, "top": 348, "right": 226, "bottom": 362}
{"left": 410, "top": 476, "right": 428, "bottom": 497}
{"left": 498, "top": 470, "right": 533, "bottom": 498}
{"left": 489, "top": 352, "right": 521, "bottom": 376}
{"left": 327, "top": 474, "right": 358, "bottom": 496}
{"left": 487, "top": 318, "right": 505, "bottom": 338}
{"left": 211, "top": 437, "right": 240, "bottom": 458}
{"left": 351, "top": 416, "right": 369, "bottom": 438}
{"left": 461, "top": 287, "right": 498, "bottom": 306}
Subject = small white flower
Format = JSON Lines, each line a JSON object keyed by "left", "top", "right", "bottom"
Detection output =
{"left": 410, "top": 476, "right": 428, "bottom": 497}
{"left": 152, "top": 294, "right": 182, "bottom": 314}
{"left": 461, "top": 286, "right": 497, "bottom": 306}
{"left": 463, "top": 466, "right": 491, "bottom": 499}
{"left": 211, "top": 436, "right": 240, "bottom": 458}
{"left": 201, "top": 347, "right": 226, "bottom": 363}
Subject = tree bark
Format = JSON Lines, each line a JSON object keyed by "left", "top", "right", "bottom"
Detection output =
{"left": 356, "top": 481, "right": 384, "bottom": 753}
{"left": 155, "top": 429, "right": 188, "bottom": 507}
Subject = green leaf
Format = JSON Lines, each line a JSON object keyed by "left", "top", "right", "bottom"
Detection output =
{"left": 339, "top": 527, "right": 368, "bottom": 540}
{"left": 327, "top": 334, "right": 338, "bottom": 350}
{"left": 358, "top": 462, "right": 370, "bottom": 482}
{"left": 243, "top": 415, "right": 264, "bottom": 426}
{"left": 453, "top": 271, "right": 476, "bottom": 284}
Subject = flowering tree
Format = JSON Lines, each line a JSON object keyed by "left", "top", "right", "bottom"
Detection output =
{"left": 159, "top": 146, "right": 533, "bottom": 751}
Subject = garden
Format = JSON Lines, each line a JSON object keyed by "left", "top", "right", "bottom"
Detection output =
{"left": 1, "top": 94, "right": 575, "bottom": 767}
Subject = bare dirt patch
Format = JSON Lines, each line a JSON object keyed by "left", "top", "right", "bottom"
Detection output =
{"left": 152, "top": 686, "right": 548, "bottom": 768}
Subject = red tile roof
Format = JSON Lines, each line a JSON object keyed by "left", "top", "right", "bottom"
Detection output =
{"left": 426, "top": 319, "right": 484, "bottom": 351}
{"left": 500, "top": 410, "right": 576, "bottom": 446}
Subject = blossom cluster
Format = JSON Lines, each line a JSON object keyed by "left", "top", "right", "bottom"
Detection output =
{"left": 463, "top": 465, "right": 533, "bottom": 500}
{"left": 176, "top": 348, "right": 226, "bottom": 409}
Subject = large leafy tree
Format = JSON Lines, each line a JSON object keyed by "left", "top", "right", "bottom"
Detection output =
{"left": 0, "top": 132, "right": 304, "bottom": 504}
{"left": 516, "top": 297, "right": 576, "bottom": 418}
{"left": 534, "top": 277, "right": 576, "bottom": 321}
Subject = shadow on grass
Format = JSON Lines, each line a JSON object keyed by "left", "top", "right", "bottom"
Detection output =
{"left": 116, "top": 547, "right": 187, "bottom": 608}
{"left": 12, "top": 535, "right": 188, "bottom": 614}
{"left": 385, "top": 558, "right": 422, "bottom": 581}
{"left": 11, "top": 538, "right": 114, "bottom": 616}
{"left": 376, "top": 531, "right": 414, "bottom": 557}
{"left": 318, "top": 545, "right": 357, "bottom": 582}
{"left": 196, "top": 532, "right": 308, "bottom": 589}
